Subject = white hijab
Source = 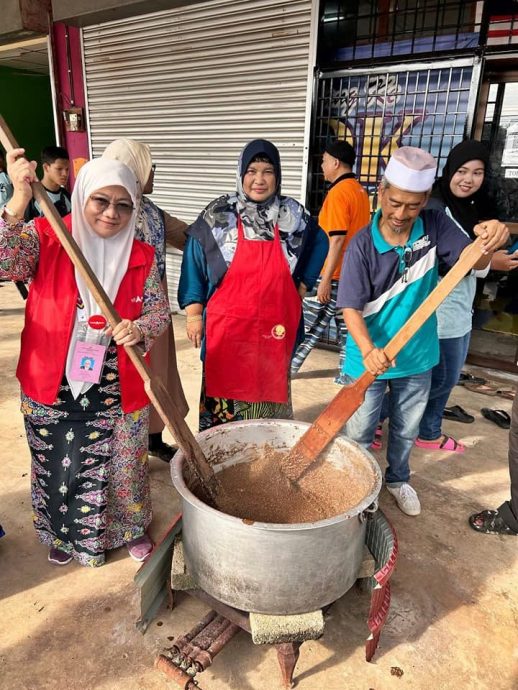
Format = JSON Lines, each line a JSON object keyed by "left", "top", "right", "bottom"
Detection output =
{"left": 66, "top": 158, "right": 138, "bottom": 398}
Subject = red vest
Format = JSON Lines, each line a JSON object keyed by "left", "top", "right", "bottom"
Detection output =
{"left": 17, "top": 214, "right": 156, "bottom": 413}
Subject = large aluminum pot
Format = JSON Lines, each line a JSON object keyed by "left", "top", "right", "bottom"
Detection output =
{"left": 171, "top": 420, "right": 382, "bottom": 615}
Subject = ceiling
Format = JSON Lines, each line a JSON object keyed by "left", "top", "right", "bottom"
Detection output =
{"left": 0, "top": 37, "right": 49, "bottom": 75}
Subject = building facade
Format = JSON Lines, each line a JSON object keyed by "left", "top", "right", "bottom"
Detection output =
{"left": 1, "top": 0, "right": 517, "bottom": 369}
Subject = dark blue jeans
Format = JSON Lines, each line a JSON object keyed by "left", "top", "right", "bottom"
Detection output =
{"left": 418, "top": 332, "right": 471, "bottom": 441}
{"left": 345, "top": 371, "right": 432, "bottom": 485}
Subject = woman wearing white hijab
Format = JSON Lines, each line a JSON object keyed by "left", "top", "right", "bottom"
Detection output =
{"left": 1, "top": 149, "right": 170, "bottom": 567}
{"left": 102, "top": 138, "right": 188, "bottom": 462}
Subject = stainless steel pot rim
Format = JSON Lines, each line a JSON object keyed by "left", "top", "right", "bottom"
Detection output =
{"left": 171, "top": 419, "right": 383, "bottom": 531}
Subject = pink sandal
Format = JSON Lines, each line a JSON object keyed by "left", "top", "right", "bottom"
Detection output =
{"left": 370, "top": 424, "right": 383, "bottom": 451}
{"left": 415, "top": 435, "right": 465, "bottom": 453}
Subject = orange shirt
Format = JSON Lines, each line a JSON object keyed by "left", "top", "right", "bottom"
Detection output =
{"left": 318, "top": 174, "right": 371, "bottom": 280}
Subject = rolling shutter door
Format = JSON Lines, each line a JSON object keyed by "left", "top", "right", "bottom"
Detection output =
{"left": 82, "top": 0, "right": 315, "bottom": 223}
{"left": 82, "top": 0, "right": 315, "bottom": 312}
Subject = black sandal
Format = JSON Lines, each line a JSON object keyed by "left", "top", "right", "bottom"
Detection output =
{"left": 481, "top": 408, "right": 511, "bottom": 430}
{"left": 442, "top": 405, "right": 475, "bottom": 424}
{"left": 469, "top": 509, "right": 518, "bottom": 535}
{"left": 458, "top": 372, "right": 486, "bottom": 386}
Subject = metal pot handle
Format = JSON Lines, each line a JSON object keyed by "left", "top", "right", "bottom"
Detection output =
{"left": 359, "top": 499, "right": 378, "bottom": 523}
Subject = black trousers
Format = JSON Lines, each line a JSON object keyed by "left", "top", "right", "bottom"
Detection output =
{"left": 498, "top": 383, "right": 518, "bottom": 532}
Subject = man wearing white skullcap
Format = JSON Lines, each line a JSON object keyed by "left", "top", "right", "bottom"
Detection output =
{"left": 336, "top": 146, "right": 508, "bottom": 517}
{"left": 384, "top": 146, "right": 437, "bottom": 194}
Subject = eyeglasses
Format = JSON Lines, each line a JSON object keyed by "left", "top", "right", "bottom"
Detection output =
{"left": 401, "top": 246, "right": 412, "bottom": 283}
{"left": 88, "top": 195, "right": 134, "bottom": 216}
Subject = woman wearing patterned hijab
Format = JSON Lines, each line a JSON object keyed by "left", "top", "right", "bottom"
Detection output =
{"left": 179, "top": 139, "right": 328, "bottom": 431}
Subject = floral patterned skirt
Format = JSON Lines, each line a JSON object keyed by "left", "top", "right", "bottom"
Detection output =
{"left": 22, "top": 345, "right": 151, "bottom": 567}
{"left": 198, "top": 374, "right": 293, "bottom": 432}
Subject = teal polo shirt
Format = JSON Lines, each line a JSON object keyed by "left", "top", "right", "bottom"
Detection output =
{"left": 337, "top": 208, "right": 472, "bottom": 380}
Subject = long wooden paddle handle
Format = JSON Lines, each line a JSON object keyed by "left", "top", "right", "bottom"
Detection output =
{"left": 284, "top": 234, "right": 487, "bottom": 482}
{"left": 0, "top": 116, "right": 217, "bottom": 500}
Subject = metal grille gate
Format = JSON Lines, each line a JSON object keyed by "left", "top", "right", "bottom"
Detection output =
{"left": 308, "top": 58, "right": 480, "bottom": 348}
{"left": 308, "top": 58, "right": 480, "bottom": 214}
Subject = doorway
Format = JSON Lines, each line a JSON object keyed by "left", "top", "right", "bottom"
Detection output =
{"left": 0, "top": 37, "right": 56, "bottom": 171}
{"left": 470, "top": 65, "right": 518, "bottom": 373}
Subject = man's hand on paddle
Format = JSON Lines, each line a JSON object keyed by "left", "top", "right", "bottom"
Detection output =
{"left": 473, "top": 219, "right": 509, "bottom": 254}
{"left": 362, "top": 347, "right": 393, "bottom": 376}
{"left": 343, "top": 308, "right": 394, "bottom": 376}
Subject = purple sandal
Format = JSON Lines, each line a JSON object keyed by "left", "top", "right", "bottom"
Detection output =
{"left": 127, "top": 534, "right": 154, "bottom": 562}
{"left": 48, "top": 547, "right": 73, "bottom": 566}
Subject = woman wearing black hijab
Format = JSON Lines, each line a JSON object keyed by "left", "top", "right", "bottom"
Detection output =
{"left": 415, "top": 140, "right": 512, "bottom": 452}
{"left": 179, "top": 139, "right": 328, "bottom": 431}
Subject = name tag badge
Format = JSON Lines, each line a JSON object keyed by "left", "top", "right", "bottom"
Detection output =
{"left": 70, "top": 341, "right": 107, "bottom": 384}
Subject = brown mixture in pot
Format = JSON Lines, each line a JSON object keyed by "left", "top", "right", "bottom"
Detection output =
{"left": 213, "top": 445, "right": 375, "bottom": 524}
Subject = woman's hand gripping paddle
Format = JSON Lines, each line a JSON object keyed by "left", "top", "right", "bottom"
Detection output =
{"left": 281, "top": 235, "right": 488, "bottom": 484}
{"left": 0, "top": 115, "right": 219, "bottom": 507}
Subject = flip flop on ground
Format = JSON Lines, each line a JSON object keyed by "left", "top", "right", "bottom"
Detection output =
{"left": 458, "top": 372, "right": 487, "bottom": 386}
{"left": 415, "top": 435, "right": 465, "bottom": 453}
{"left": 442, "top": 405, "right": 475, "bottom": 423}
{"left": 464, "top": 382, "right": 498, "bottom": 396}
{"left": 495, "top": 388, "right": 516, "bottom": 401}
{"left": 481, "top": 408, "right": 511, "bottom": 430}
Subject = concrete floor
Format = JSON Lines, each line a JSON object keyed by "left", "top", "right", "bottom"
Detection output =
{"left": 0, "top": 280, "right": 517, "bottom": 690}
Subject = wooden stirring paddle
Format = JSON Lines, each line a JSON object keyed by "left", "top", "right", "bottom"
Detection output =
{"left": 281, "top": 235, "right": 488, "bottom": 484}
{"left": 0, "top": 116, "right": 219, "bottom": 506}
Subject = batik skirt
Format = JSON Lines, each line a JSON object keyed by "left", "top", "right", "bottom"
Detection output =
{"left": 198, "top": 374, "right": 293, "bottom": 432}
{"left": 22, "top": 345, "right": 151, "bottom": 567}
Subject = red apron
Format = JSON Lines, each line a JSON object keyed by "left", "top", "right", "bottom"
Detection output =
{"left": 205, "top": 216, "right": 302, "bottom": 404}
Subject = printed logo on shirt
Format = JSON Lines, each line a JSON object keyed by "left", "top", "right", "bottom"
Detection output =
{"left": 412, "top": 235, "right": 431, "bottom": 252}
{"left": 271, "top": 324, "right": 286, "bottom": 340}
{"left": 131, "top": 296, "right": 143, "bottom": 303}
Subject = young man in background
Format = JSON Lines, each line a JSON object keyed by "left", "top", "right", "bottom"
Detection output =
{"left": 25, "top": 145, "right": 71, "bottom": 220}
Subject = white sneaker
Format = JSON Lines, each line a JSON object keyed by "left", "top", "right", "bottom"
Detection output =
{"left": 387, "top": 483, "right": 421, "bottom": 516}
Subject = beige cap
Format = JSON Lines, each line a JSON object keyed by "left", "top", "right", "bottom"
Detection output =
{"left": 384, "top": 146, "right": 436, "bottom": 192}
